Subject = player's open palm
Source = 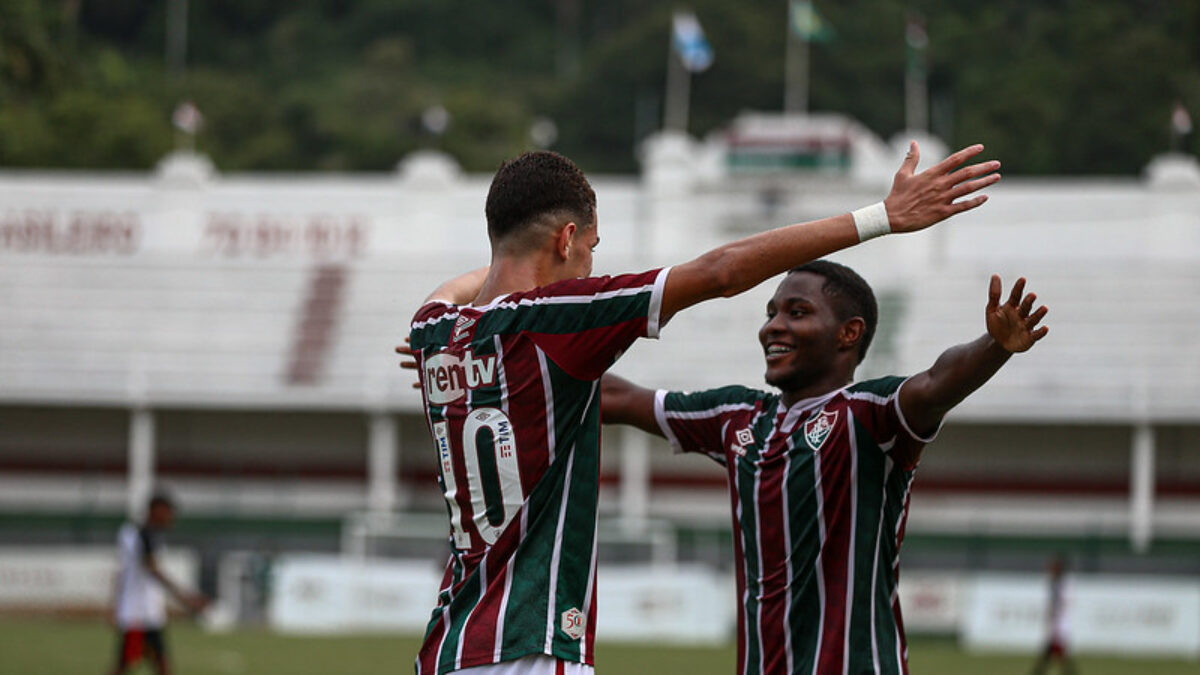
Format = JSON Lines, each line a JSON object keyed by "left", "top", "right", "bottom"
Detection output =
{"left": 883, "top": 142, "right": 1001, "bottom": 233}
{"left": 986, "top": 275, "right": 1049, "bottom": 353}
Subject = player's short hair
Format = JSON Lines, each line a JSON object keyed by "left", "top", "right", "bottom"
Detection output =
{"left": 789, "top": 260, "right": 877, "bottom": 364}
{"left": 147, "top": 491, "right": 175, "bottom": 511}
{"left": 485, "top": 151, "right": 596, "bottom": 250}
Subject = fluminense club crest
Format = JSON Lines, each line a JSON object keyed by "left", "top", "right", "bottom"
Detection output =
{"left": 804, "top": 409, "right": 838, "bottom": 451}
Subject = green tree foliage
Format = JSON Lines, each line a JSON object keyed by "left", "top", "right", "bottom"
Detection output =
{"left": 0, "top": 0, "right": 1196, "bottom": 173}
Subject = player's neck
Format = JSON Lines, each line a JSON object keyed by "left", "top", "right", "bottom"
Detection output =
{"left": 471, "top": 253, "right": 570, "bottom": 306}
{"left": 780, "top": 371, "right": 854, "bottom": 408}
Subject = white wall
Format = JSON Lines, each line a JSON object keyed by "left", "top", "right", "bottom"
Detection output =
{"left": 3, "top": 151, "right": 1200, "bottom": 419}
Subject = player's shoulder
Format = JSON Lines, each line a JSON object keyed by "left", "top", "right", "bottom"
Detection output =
{"left": 666, "top": 384, "right": 774, "bottom": 410}
{"left": 117, "top": 521, "right": 140, "bottom": 548}
{"left": 411, "top": 300, "right": 459, "bottom": 327}
{"left": 526, "top": 268, "right": 664, "bottom": 301}
{"left": 410, "top": 300, "right": 461, "bottom": 348}
{"left": 707, "top": 384, "right": 773, "bottom": 404}
{"left": 844, "top": 375, "right": 908, "bottom": 400}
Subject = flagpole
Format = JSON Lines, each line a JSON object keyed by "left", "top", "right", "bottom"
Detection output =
{"left": 166, "top": 0, "right": 188, "bottom": 80}
{"left": 784, "top": 20, "right": 808, "bottom": 114}
{"left": 904, "top": 11, "right": 929, "bottom": 132}
{"left": 1171, "top": 101, "right": 1193, "bottom": 153}
{"left": 664, "top": 32, "right": 690, "bottom": 131}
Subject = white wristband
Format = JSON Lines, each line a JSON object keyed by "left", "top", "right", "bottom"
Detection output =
{"left": 851, "top": 202, "right": 891, "bottom": 242}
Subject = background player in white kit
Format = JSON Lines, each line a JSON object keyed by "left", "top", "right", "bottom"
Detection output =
{"left": 404, "top": 143, "right": 1000, "bottom": 675}
{"left": 1031, "top": 555, "right": 1076, "bottom": 675}
{"left": 109, "top": 492, "right": 207, "bottom": 675}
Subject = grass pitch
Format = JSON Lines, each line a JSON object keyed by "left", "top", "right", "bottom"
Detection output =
{"left": 1, "top": 616, "right": 1195, "bottom": 674}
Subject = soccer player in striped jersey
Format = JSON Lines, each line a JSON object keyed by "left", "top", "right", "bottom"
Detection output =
{"left": 406, "top": 144, "right": 1000, "bottom": 675}
{"left": 601, "top": 261, "right": 1049, "bottom": 675}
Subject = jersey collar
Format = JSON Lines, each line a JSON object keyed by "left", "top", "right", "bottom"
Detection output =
{"left": 779, "top": 384, "right": 849, "bottom": 434}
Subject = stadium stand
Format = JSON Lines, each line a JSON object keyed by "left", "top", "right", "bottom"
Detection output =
{"left": 1, "top": 137, "right": 1199, "bottom": 576}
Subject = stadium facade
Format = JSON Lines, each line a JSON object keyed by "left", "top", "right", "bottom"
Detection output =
{"left": 3, "top": 116, "right": 1199, "bottom": 573}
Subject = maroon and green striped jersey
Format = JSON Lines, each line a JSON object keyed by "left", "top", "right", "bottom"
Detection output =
{"left": 655, "top": 377, "right": 935, "bottom": 675}
{"left": 409, "top": 268, "right": 669, "bottom": 675}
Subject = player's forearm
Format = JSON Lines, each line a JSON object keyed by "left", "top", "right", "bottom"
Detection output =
{"left": 903, "top": 334, "right": 1013, "bottom": 432}
{"left": 148, "top": 565, "right": 190, "bottom": 605}
{"left": 660, "top": 143, "right": 999, "bottom": 322}
{"left": 600, "top": 374, "right": 663, "bottom": 436}
{"left": 707, "top": 214, "right": 860, "bottom": 298}
{"left": 662, "top": 214, "right": 860, "bottom": 318}
{"left": 424, "top": 266, "right": 489, "bottom": 304}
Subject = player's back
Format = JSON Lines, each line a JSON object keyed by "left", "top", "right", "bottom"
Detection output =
{"left": 408, "top": 269, "right": 667, "bottom": 675}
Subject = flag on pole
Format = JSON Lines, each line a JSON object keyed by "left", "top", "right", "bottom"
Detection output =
{"left": 672, "top": 11, "right": 714, "bottom": 73}
{"left": 1171, "top": 101, "right": 1194, "bottom": 151}
{"left": 905, "top": 12, "right": 928, "bottom": 74}
{"left": 1172, "top": 102, "right": 1193, "bottom": 136}
{"left": 904, "top": 12, "right": 929, "bottom": 132}
{"left": 172, "top": 100, "right": 204, "bottom": 135}
{"left": 790, "top": 1, "right": 834, "bottom": 43}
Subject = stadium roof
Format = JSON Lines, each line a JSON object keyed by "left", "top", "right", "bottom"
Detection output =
{"left": 2, "top": 142, "right": 1199, "bottom": 422}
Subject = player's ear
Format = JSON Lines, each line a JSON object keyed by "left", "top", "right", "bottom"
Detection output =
{"left": 556, "top": 221, "right": 577, "bottom": 260}
{"left": 838, "top": 318, "right": 866, "bottom": 353}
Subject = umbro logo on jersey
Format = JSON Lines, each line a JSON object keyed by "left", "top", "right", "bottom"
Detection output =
{"left": 731, "top": 427, "right": 755, "bottom": 457}
{"left": 804, "top": 409, "right": 838, "bottom": 451}
{"left": 424, "top": 350, "right": 497, "bottom": 405}
{"left": 451, "top": 315, "right": 476, "bottom": 342}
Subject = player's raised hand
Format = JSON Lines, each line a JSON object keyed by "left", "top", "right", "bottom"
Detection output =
{"left": 985, "top": 275, "right": 1049, "bottom": 353}
{"left": 883, "top": 142, "right": 1001, "bottom": 233}
{"left": 395, "top": 338, "right": 421, "bottom": 389}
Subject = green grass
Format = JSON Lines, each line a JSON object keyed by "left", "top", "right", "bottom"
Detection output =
{"left": 0, "top": 617, "right": 1195, "bottom": 674}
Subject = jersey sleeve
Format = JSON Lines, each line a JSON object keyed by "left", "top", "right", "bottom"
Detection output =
{"left": 846, "top": 376, "right": 941, "bottom": 471}
{"left": 654, "top": 385, "right": 766, "bottom": 465}
{"left": 409, "top": 300, "right": 457, "bottom": 351}
{"left": 490, "top": 268, "right": 670, "bottom": 380}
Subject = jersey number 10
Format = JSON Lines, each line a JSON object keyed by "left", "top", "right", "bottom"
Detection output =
{"left": 433, "top": 409, "right": 523, "bottom": 548}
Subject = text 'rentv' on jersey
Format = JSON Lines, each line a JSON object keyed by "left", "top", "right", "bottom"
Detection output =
{"left": 408, "top": 268, "right": 670, "bottom": 675}
{"left": 654, "top": 377, "right": 939, "bottom": 675}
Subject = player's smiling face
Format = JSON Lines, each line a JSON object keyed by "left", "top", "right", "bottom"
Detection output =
{"left": 758, "top": 272, "right": 845, "bottom": 391}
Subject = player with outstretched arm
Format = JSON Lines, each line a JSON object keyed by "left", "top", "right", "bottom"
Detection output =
{"left": 404, "top": 144, "right": 999, "bottom": 675}
{"left": 109, "top": 492, "right": 208, "bottom": 675}
{"left": 601, "top": 261, "right": 1048, "bottom": 675}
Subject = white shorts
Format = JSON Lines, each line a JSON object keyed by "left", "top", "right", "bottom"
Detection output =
{"left": 453, "top": 654, "right": 593, "bottom": 675}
